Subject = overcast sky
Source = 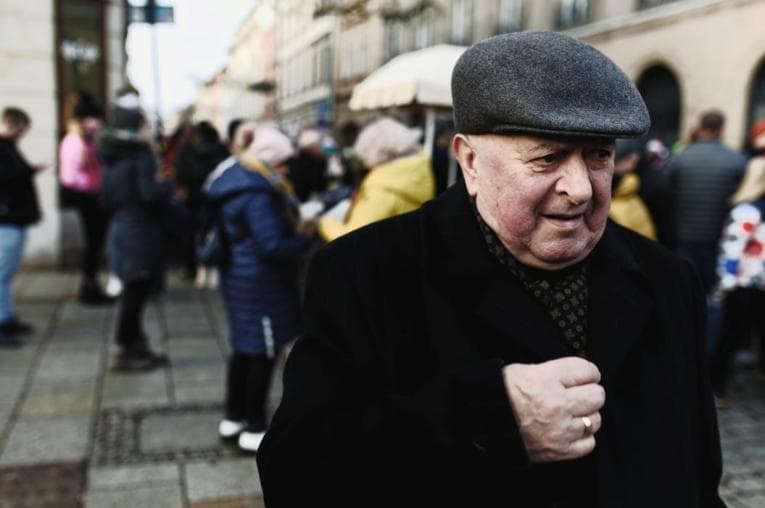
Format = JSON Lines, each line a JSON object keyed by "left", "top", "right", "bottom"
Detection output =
{"left": 126, "top": 0, "right": 256, "bottom": 127}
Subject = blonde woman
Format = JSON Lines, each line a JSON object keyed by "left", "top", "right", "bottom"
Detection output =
{"left": 319, "top": 117, "right": 435, "bottom": 242}
{"left": 712, "top": 119, "right": 765, "bottom": 401}
{"left": 207, "top": 124, "right": 316, "bottom": 452}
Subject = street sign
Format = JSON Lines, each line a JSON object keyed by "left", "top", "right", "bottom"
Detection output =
{"left": 128, "top": 4, "right": 174, "bottom": 24}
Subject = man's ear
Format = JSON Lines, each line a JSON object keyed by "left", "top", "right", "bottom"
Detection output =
{"left": 452, "top": 133, "right": 479, "bottom": 197}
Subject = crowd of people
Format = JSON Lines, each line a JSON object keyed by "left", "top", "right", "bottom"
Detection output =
{"left": 0, "top": 91, "right": 437, "bottom": 454}
{"left": 604, "top": 110, "right": 765, "bottom": 406}
{"left": 0, "top": 50, "right": 763, "bottom": 470}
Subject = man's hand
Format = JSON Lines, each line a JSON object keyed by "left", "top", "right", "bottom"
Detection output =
{"left": 502, "top": 357, "right": 605, "bottom": 463}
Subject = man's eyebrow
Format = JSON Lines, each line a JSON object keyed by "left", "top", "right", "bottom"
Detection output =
{"left": 526, "top": 141, "right": 568, "bottom": 153}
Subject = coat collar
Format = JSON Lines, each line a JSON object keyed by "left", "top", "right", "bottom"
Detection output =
{"left": 422, "top": 181, "right": 653, "bottom": 384}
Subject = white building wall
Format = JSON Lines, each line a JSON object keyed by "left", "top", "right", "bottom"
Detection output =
{"left": 571, "top": 0, "right": 765, "bottom": 146}
{"left": 1, "top": 0, "right": 126, "bottom": 267}
{"left": 0, "top": 0, "right": 59, "bottom": 266}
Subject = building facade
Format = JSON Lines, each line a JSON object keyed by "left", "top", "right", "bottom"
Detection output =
{"left": 278, "top": 0, "right": 765, "bottom": 151}
{"left": 1, "top": 0, "right": 127, "bottom": 267}
{"left": 570, "top": 0, "right": 765, "bottom": 149}
{"left": 192, "top": 0, "right": 278, "bottom": 137}
{"left": 275, "top": 0, "right": 337, "bottom": 137}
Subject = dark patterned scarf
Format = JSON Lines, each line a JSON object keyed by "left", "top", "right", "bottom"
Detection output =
{"left": 473, "top": 204, "right": 589, "bottom": 356}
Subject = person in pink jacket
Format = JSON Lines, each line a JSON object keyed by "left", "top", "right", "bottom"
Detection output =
{"left": 59, "top": 92, "right": 114, "bottom": 304}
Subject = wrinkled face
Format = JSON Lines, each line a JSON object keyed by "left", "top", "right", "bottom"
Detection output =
{"left": 454, "top": 133, "right": 615, "bottom": 270}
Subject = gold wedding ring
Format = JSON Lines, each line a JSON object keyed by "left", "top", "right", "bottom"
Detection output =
{"left": 581, "top": 416, "right": 593, "bottom": 436}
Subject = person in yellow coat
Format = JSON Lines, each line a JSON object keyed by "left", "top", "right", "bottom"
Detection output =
{"left": 319, "top": 117, "right": 435, "bottom": 242}
{"left": 609, "top": 140, "right": 657, "bottom": 240}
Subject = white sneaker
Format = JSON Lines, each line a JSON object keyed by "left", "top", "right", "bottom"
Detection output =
{"left": 238, "top": 430, "right": 266, "bottom": 452}
{"left": 218, "top": 419, "right": 246, "bottom": 440}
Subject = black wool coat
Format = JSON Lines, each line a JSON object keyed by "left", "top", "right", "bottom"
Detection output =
{"left": 0, "top": 137, "right": 40, "bottom": 226}
{"left": 258, "top": 181, "right": 724, "bottom": 508}
{"left": 100, "top": 134, "right": 173, "bottom": 284}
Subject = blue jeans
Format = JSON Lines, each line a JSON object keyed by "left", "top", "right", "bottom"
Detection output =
{"left": 0, "top": 224, "right": 26, "bottom": 323}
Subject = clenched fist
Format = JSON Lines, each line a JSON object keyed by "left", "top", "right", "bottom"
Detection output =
{"left": 502, "top": 357, "right": 605, "bottom": 463}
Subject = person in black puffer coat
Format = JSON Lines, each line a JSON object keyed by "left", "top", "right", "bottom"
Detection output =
{"left": 100, "top": 99, "right": 174, "bottom": 371}
{"left": 206, "top": 123, "right": 316, "bottom": 453}
{"left": 173, "top": 121, "right": 229, "bottom": 278}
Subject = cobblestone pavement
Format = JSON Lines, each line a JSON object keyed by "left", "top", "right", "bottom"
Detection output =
{"left": 0, "top": 271, "right": 274, "bottom": 508}
{"left": 0, "top": 271, "right": 763, "bottom": 507}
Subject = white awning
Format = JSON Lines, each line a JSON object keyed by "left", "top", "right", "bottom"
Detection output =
{"left": 349, "top": 44, "right": 467, "bottom": 111}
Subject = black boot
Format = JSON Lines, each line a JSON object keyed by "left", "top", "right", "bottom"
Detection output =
{"left": 0, "top": 330, "right": 22, "bottom": 348}
{"left": 79, "top": 283, "right": 117, "bottom": 305}
{"left": 110, "top": 343, "right": 169, "bottom": 372}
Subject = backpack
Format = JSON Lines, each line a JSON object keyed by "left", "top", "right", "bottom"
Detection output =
{"left": 195, "top": 199, "right": 229, "bottom": 268}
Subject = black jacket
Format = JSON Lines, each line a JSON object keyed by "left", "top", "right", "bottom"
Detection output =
{"left": 0, "top": 137, "right": 41, "bottom": 226}
{"left": 258, "top": 181, "right": 724, "bottom": 507}
{"left": 667, "top": 139, "right": 746, "bottom": 244}
{"left": 100, "top": 132, "right": 173, "bottom": 283}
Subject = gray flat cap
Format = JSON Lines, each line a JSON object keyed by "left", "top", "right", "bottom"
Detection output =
{"left": 452, "top": 31, "right": 650, "bottom": 138}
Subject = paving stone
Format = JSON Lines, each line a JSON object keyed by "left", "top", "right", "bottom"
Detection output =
{"left": 0, "top": 460, "right": 85, "bottom": 508}
{"left": 18, "top": 273, "right": 78, "bottom": 301}
{"left": 184, "top": 458, "right": 262, "bottom": 503}
{"left": 46, "top": 337, "right": 108, "bottom": 355}
{"left": 0, "top": 403, "right": 13, "bottom": 434}
{"left": 174, "top": 382, "right": 225, "bottom": 406}
{"left": 0, "top": 416, "right": 90, "bottom": 465}
{"left": 735, "top": 494, "right": 765, "bottom": 508}
{"left": 729, "top": 475, "right": 765, "bottom": 494}
{"left": 15, "top": 302, "right": 58, "bottom": 318}
{"left": 101, "top": 369, "right": 169, "bottom": 409}
{"left": 0, "top": 348, "right": 36, "bottom": 376}
{"left": 171, "top": 358, "right": 226, "bottom": 384}
{"left": 0, "top": 374, "right": 26, "bottom": 405}
{"left": 168, "top": 338, "right": 222, "bottom": 358}
{"left": 33, "top": 350, "right": 101, "bottom": 385}
{"left": 20, "top": 381, "right": 96, "bottom": 417}
{"left": 143, "top": 303, "right": 165, "bottom": 340}
{"left": 140, "top": 410, "right": 221, "bottom": 453}
{"left": 166, "top": 318, "right": 215, "bottom": 336}
{"left": 88, "top": 463, "right": 179, "bottom": 490}
{"left": 84, "top": 484, "right": 183, "bottom": 508}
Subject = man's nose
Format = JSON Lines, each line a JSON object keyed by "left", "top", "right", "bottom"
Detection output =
{"left": 555, "top": 156, "right": 593, "bottom": 205}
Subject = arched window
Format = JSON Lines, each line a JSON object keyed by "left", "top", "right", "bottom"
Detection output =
{"left": 748, "top": 57, "right": 765, "bottom": 135}
{"left": 637, "top": 65, "right": 681, "bottom": 148}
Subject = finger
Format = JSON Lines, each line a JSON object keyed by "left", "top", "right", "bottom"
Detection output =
{"left": 566, "top": 384, "right": 606, "bottom": 415}
{"left": 566, "top": 435, "right": 597, "bottom": 460}
{"left": 548, "top": 357, "right": 601, "bottom": 387}
{"left": 586, "top": 412, "right": 603, "bottom": 434}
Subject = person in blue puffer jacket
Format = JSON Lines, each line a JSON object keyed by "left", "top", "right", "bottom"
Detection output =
{"left": 206, "top": 123, "right": 316, "bottom": 452}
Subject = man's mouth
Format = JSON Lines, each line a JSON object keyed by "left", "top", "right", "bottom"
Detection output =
{"left": 541, "top": 213, "right": 585, "bottom": 228}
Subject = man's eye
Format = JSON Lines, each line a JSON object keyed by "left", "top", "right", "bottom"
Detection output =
{"left": 591, "top": 149, "right": 613, "bottom": 160}
{"left": 536, "top": 153, "right": 564, "bottom": 165}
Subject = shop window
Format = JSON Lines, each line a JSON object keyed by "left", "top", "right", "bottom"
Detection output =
{"left": 451, "top": 0, "right": 473, "bottom": 45}
{"left": 556, "top": 0, "right": 590, "bottom": 29}
{"left": 637, "top": 0, "right": 679, "bottom": 9}
{"left": 498, "top": 0, "right": 523, "bottom": 33}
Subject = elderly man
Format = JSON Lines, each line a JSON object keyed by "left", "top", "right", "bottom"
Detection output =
{"left": 257, "top": 32, "right": 723, "bottom": 507}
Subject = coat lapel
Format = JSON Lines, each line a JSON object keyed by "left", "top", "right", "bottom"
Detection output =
{"left": 473, "top": 273, "right": 571, "bottom": 361}
{"left": 423, "top": 183, "right": 655, "bottom": 379}
{"left": 422, "top": 182, "right": 571, "bottom": 364}
{"left": 586, "top": 224, "right": 653, "bottom": 386}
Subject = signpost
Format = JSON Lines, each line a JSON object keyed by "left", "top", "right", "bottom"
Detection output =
{"left": 128, "top": 0, "right": 174, "bottom": 138}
